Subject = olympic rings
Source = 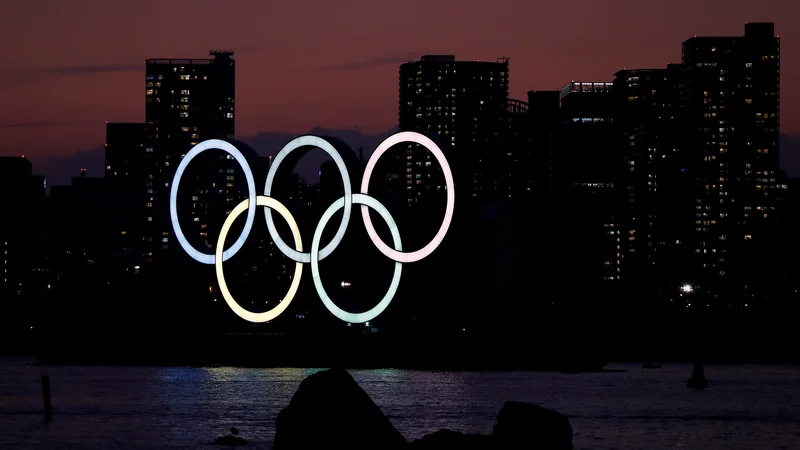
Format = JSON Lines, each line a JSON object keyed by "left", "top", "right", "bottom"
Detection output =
{"left": 265, "top": 136, "right": 352, "bottom": 264}
{"left": 312, "top": 194, "right": 402, "bottom": 323}
{"left": 170, "top": 139, "right": 257, "bottom": 265}
{"left": 215, "top": 196, "right": 303, "bottom": 323}
{"left": 169, "top": 131, "right": 454, "bottom": 324}
{"left": 362, "top": 132, "right": 455, "bottom": 263}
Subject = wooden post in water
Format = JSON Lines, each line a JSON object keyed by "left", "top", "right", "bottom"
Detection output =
{"left": 42, "top": 375, "right": 52, "bottom": 423}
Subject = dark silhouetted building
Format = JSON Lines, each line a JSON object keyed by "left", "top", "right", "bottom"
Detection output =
{"left": 527, "top": 90, "right": 561, "bottom": 193}
{"left": 106, "top": 122, "right": 148, "bottom": 192}
{"left": 613, "top": 65, "right": 693, "bottom": 304}
{"left": 48, "top": 172, "right": 111, "bottom": 267}
{"left": 29, "top": 174, "right": 48, "bottom": 291}
{"left": 559, "top": 81, "right": 619, "bottom": 284}
{"left": 105, "top": 122, "right": 148, "bottom": 267}
{"left": 560, "top": 82, "right": 616, "bottom": 191}
{"left": 506, "top": 98, "right": 534, "bottom": 199}
{"left": 0, "top": 157, "right": 47, "bottom": 343}
{"left": 0, "top": 157, "right": 34, "bottom": 294}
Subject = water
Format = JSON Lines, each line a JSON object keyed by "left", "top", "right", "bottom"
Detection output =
{"left": 1, "top": 358, "right": 799, "bottom": 449}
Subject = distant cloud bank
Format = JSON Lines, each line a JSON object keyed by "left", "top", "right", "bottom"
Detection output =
{"left": 0, "top": 120, "right": 86, "bottom": 129}
{"left": 0, "top": 64, "right": 140, "bottom": 88}
{"left": 32, "top": 126, "right": 398, "bottom": 187}
{"left": 29, "top": 130, "right": 800, "bottom": 188}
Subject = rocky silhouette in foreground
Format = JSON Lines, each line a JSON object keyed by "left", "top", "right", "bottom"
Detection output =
{"left": 410, "top": 401, "right": 573, "bottom": 449}
{"left": 274, "top": 368, "right": 573, "bottom": 450}
{"left": 274, "top": 368, "right": 407, "bottom": 450}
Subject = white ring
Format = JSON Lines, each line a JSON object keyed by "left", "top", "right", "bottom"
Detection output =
{"left": 311, "top": 193, "right": 402, "bottom": 324}
{"left": 169, "top": 139, "right": 257, "bottom": 265}
{"left": 215, "top": 196, "right": 303, "bottom": 323}
{"left": 360, "top": 131, "right": 455, "bottom": 263}
{"left": 264, "top": 135, "right": 353, "bottom": 263}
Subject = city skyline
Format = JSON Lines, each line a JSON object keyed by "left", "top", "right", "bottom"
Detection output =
{"left": 3, "top": 3, "right": 800, "bottom": 448}
{"left": 0, "top": 16, "right": 797, "bottom": 372}
{"left": 1, "top": 0, "right": 798, "bottom": 183}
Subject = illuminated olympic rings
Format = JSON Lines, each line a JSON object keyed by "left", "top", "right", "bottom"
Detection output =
{"left": 169, "top": 131, "right": 455, "bottom": 323}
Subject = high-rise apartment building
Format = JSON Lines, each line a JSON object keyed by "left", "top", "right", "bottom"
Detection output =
{"left": 613, "top": 65, "right": 693, "bottom": 296}
{"left": 560, "top": 82, "right": 616, "bottom": 191}
{"left": 398, "top": 55, "right": 510, "bottom": 203}
{"left": 559, "top": 82, "right": 619, "bottom": 283}
{"left": 143, "top": 50, "right": 237, "bottom": 264}
{"left": 681, "top": 22, "right": 781, "bottom": 301}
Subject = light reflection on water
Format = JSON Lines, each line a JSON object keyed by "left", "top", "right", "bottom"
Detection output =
{"left": 1, "top": 359, "right": 799, "bottom": 449}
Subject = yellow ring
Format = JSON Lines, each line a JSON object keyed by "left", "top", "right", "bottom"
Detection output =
{"left": 215, "top": 195, "right": 303, "bottom": 323}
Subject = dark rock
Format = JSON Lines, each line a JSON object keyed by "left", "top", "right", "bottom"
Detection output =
{"left": 274, "top": 368, "right": 406, "bottom": 450}
{"left": 410, "top": 429, "right": 492, "bottom": 449}
{"left": 207, "top": 434, "right": 248, "bottom": 446}
{"left": 493, "top": 401, "right": 572, "bottom": 449}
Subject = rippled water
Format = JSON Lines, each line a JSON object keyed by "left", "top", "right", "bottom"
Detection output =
{"left": 1, "top": 358, "right": 799, "bottom": 449}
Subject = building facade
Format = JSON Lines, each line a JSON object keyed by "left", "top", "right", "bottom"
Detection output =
{"left": 559, "top": 82, "right": 620, "bottom": 283}
{"left": 506, "top": 98, "right": 534, "bottom": 200}
{"left": 613, "top": 65, "right": 694, "bottom": 302}
{"left": 105, "top": 122, "right": 148, "bottom": 267}
{"left": 559, "top": 82, "right": 616, "bottom": 192}
{"left": 527, "top": 90, "right": 561, "bottom": 194}
{"left": 144, "top": 50, "right": 238, "bottom": 265}
{"left": 398, "top": 55, "right": 510, "bottom": 203}
{"left": 0, "top": 157, "right": 35, "bottom": 295}
{"left": 681, "top": 22, "right": 781, "bottom": 304}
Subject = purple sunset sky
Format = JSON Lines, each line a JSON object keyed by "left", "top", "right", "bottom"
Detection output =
{"left": 1, "top": 0, "right": 798, "bottom": 184}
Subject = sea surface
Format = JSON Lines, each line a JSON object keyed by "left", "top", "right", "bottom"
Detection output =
{"left": 0, "top": 357, "right": 798, "bottom": 449}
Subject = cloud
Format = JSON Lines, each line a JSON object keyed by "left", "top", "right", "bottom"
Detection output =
{"left": 32, "top": 126, "right": 400, "bottom": 188}
{"left": 37, "top": 129, "right": 798, "bottom": 189}
{"left": 318, "top": 51, "right": 440, "bottom": 71}
{"left": 0, "top": 64, "right": 140, "bottom": 88}
{"left": 241, "top": 126, "right": 397, "bottom": 182}
{"left": 29, "top": 147, "right": 105, "bottom": 187}
{"left": 0, "top": 120, "right": 87, "bottom": 128}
